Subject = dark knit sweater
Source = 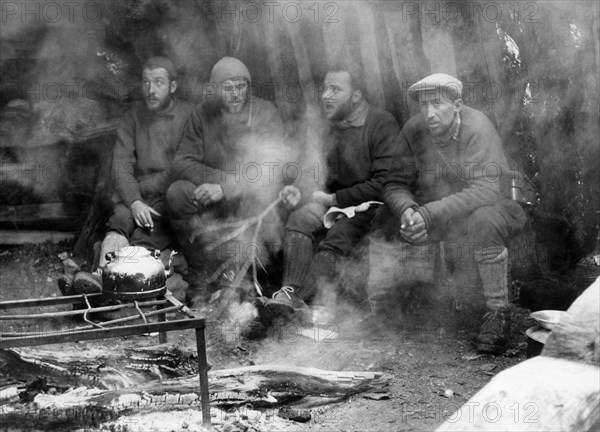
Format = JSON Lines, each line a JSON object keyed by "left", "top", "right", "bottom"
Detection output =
{"left": 169, "top": 97, "right": 286, "bottom": 200}
{"left": 112, "top": 98, "right": 194, "bottom": 206}
{"left": 384, "top": 106, "right": 515, "bottom": 229}
{"left": 325, "top": 105, "right": 400, "bottom": 208}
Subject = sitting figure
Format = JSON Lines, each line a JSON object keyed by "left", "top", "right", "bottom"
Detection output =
{"left": 378, "top": 73, "right": 527, "bottom": 354}
{"left": 264, "top": 60, "right": 400, "bottom": 318}
{"left": 81, "top": 57, "right": 193, "bottom": 292}
{"left": 166, "top": 56, "right": 299, "bottom": 306}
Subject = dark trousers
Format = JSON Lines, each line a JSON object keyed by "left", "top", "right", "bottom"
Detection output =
{"left": 166, "top": 180, "right": 255, "bottom": 276}
{"left": 374, "top": 199, "right": 527, "bottom": 264}
{"left": 287, "top": 202, "right": 377, "bottom": 256}
{"left": 105, "top": 197, "right": 174, "bottom": 251}
{"left": 284, "top": 202, "right": 378, "bottom": 300}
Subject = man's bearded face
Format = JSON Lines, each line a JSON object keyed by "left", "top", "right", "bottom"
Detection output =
{"left": 142, "top": 67, "right": 175, "bottom": 112}
{"left": 322, "top": 71, "right": 355, "bottom": 121}
{"left": 220, "top": 78, "right": 249, "bottom": 114}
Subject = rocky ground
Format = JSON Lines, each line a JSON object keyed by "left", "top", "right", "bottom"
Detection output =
{"left": 0, "top": 241, "right": 538, "bottom": 432}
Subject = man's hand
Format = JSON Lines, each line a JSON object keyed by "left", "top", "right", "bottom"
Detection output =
{"left": 280, "top": 185, "right": 301, "bottom": 207}
{"left": 130, "top": 200, "right": 161, "bottom": 231}
{"left": 400, "top": 207, "right": 428, "bottom": 244}
{"left": 312, "top": 191, "right": 338, "bottom": 207}
{"left": 193, "top": 183, "right": 224, "bottom": 206}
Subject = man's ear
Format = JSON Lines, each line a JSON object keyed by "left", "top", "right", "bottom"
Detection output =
{"left": 351, "top": 89, "right": 363, "bottom": 104}
{"left": 453, "top": 98, "right": 463, "bottom": 113}
{"left": 170, "top": 80, "right": 178, "bottom": 94}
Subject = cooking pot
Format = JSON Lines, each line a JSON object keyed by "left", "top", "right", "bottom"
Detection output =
{"left": 102, "top": 246, "right": 172, "bottom": 300}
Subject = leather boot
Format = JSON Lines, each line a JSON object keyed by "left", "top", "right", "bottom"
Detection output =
{"left": 477, "top": 308, "right": 511, "bottom": 354}
{"left": 476, "top": 247, "right": 511, "bottom": 353}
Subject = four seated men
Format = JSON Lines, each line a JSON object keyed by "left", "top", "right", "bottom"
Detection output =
{"left": 79, "top": 55, "right": 524, "bottom": 354}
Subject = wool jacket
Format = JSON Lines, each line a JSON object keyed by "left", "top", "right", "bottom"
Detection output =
{"left": 384, "top": 105, "right": 515, "bottom": 229}
{"left": 169, "top": 97, "right": 286, "bottom": 199}
{"left": 112, "top": 98, "right": 194, "bottom": 207}
{"left": 324, "top": 105, "right": 400, "bottom": 208}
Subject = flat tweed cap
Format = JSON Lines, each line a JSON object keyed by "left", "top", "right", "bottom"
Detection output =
{"left": 407, "top": 73, "right": 463, "bottom": 101}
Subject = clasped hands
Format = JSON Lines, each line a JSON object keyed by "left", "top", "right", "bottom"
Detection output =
{"left": 400, "top": 207, "right": 428, "bottom": 244}
{"left": 193, "top": 183, "right": 224, "bottom": 206}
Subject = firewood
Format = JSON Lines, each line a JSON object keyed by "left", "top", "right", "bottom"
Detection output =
{"left": 1, "top": 362, "right": 388, "bottom": 430}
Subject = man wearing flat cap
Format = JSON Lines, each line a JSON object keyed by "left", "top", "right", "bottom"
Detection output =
{"left": 378, "top": 73, "right": 527, "bottom": 354}
{"left": 99, "top": 57, "right": 194, "bottom": 267}
{"left": 167, "top": 56, "right": 297, "bottom": 306}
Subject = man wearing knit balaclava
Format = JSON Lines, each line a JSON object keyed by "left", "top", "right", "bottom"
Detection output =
{"left": 166, "top": 56, "right": 300, "bottom": 308}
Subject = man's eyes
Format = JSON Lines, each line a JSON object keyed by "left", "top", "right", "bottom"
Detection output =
{"left": 223, "top": 83, "right": 247, "bottom": 92}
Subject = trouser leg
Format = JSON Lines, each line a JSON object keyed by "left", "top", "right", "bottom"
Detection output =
{"left": 282, "top": 232, "right": 315, "bottom": 289}
{"left": 166, "top": 180, "right": 242, "bottom": 306}
{"left": 281, "top": 202, "right": 327, "bottom": 298}
{"left": 467, "top": 201, "right": 526, "bottom": 310}
{"left": 302, "top": 208, "right": 378, "bottom": 301}
{"left": 464, "top": 201, "right": 526, "bottom": 353}
{"left": 167, "top": 181, "right": 212, "bottom": 304}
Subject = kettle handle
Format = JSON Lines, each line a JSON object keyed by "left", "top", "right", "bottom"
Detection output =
{"left": 105, "top": 251, "right": 116, "bottom": 263}
{"left": 165, "top": 250, "right": 178, "bottom": 278}
{"left": 147, "top": 248, "right": 161, "bottom": 259}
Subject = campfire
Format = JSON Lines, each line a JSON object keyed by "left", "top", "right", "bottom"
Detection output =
{"left": 0, "top": 285, "right": 388, "bottom": 431}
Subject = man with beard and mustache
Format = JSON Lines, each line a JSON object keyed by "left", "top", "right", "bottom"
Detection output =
{"left": 81, "top": 57, "right": 194, "bottom": 287}
{"left": 376, "top": 73, "right": 527, "bottom": 354}
{"left": 166, "top": 56, "right": 299, "bottom": 307}
{"left": 263, "top": 60, "right": 400, "bottom": 320}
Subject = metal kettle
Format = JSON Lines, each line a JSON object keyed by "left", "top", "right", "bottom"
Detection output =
{"left": 102, "top": 246, "right": 172, "bottom": 300}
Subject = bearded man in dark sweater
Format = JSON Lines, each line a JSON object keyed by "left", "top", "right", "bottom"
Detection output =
{"left": 379, "top": 73, "right": 527, "bottom": 354}
{"left": 265, "top": 61, "right": 400, "bottom": 317}
{"left": 166, "top": 57, "right": 299, "bottom": 305}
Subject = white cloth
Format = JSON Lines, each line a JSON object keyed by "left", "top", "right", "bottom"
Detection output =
{"left": 323, "top": 201, "right": 383, "bottom": 229}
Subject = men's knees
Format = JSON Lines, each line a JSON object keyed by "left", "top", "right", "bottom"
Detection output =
{"left": 466, "top": 207, "right": 507, "bottom": 244}
{"left": 166, "top": 180, "right": 195, "bottom": 212}
{"left": 287, "top": 209, "right": 308, "bottom": 227}
{"left": 287, "top": 206, "right": 322, "bottom": 232}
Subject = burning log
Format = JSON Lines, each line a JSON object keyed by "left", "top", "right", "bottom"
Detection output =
{"left": 0, "top": 359, "right": 387, "bottom": 430}
{"left": 0, "top": 345, "right": 197, "bottom": 391}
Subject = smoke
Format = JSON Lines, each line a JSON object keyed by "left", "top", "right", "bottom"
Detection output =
{"left": 1, "top": 0, "right": 598, "bottom": 367}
